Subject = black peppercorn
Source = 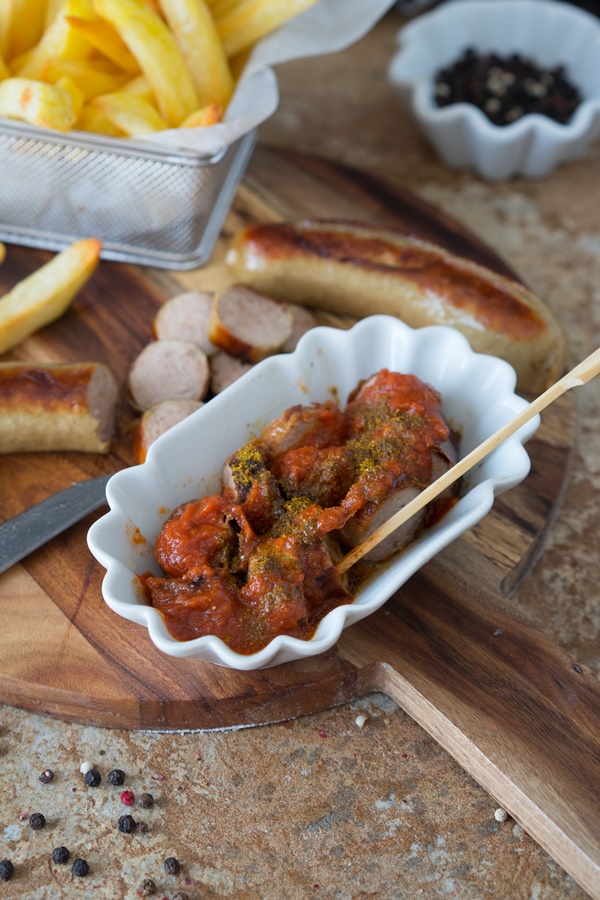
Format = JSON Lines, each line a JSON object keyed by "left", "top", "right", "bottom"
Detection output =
{"left": 118, "top": 814, "right": 136, "bottom": 833}
{"left": 39, "top": 769, "right": 54, "bottom": 784}
{"left": 29, "top": 812, "right": 46, "bottom": 830}
{"left": 163, "top": 856, "right": 181, "bottom": 875}
{"left": 84, "top": 769, "right": 101, "bottom": 787}
{"left": 138, "top": 792, "right": 154, "bottom": 808}
{"left": 0, "top": 859, "right": 13, "bottom": 881}
{"left": 138, "top": 878, "right": 156, "bottom": 896}
{"left": 107, "top": 768, "right": 125, "bottom": 785}
{"left": 433, "top": 48, "right": 582, "bottom": 127}
{"left": 52, "top": 846, "right": 70, "bottom": 865}
{"left": 71, "top": 858, "right": 89, "bottom": 878}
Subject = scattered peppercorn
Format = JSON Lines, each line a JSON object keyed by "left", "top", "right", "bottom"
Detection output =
{"left": 72, "top": 858, "right": 89, "bottom": 878}
{"left": 29, "top": 812, "right": 46, "bottom": 830}
{"left": 107, "top": 768, "right": 125, "bottom": 786}
{"left": 138, "top": 792, "right": 154, "bottom": 809}
{"left": 172, "top": 893, "right": 189, "bottom": 900}
{"left": 433, "top": 48, "right": 582, "bottom": 126}
{"left": 85, "top": 769, "right": 101, "bottom": 787}
{"left": 118, "top": 814, "right": 136, "bottom": 834}
{"left": 138, "top": 878, "right": 156, "bottom": 896}
{"left": 135, "top": 821, "right": 148, "bottom": 833}
{"left": 163, "top": 856, "right": 181, "bottom": 875}
{"left": 52, "top": 846, "right": 71, "bottom": 865}
{"left": 0, "top": 859, "right": 14, "bottom": 881}
{"left": 121, "top": 790, "right": 135, "bottom": 806}
{"left": 39, "top": 769, "right": 54, "bottom": 784}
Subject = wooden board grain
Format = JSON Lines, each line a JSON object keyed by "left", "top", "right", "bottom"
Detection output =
{"left": 1, "top": 147, "right": 599, "bottom": 897}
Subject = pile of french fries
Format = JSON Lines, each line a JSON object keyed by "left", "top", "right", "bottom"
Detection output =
{"left": 0, "top": 0, "right": 317, "bottom": 138}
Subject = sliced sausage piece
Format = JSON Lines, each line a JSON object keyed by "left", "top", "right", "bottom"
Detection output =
{"left": 128, "top": 340, "right": 210, "bottom": 411}
{"left": 258, "top": 401, "right": 347, "bottom": 460}
{"left": 340, "top": 482, "right": 426, "bottom": 562}
{"left": 153, "top": 291, "right": 218, "bottom": 357}
{"left": 222, "top": 441, "right": 282, "bottom": 534}
{"left": 210, "top": 350, "right": 253, "bottom": 394}
{"left": 208, "top": 284, "right": 293, "bottom": 363}
{"left": 271, "top": 445, "right": 355, "bottom": 508}
{"left": 133, "top": 398, "right": 204, "bottom": 463}
{"left": 0, "top": 361, "right": 118, "bottom": 454}
{"left": 281, "top": 303, "right": 318, "bottom": 353}
{"left": 339, "top": 440, "right": 457, "bottom": 562}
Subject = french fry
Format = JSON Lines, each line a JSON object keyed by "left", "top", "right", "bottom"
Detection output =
{"left": 93, "top": 0, "right": 199, "bottom": 127}
{"left": 180, "top": 101, "right": 222, "bottom": 128}
{"left": 76, "top": 103, "right": 126, "bottom": 135}
{"left": 0, "top": 77, "right": 75, "bottom": 131}
{"left": 228, "top": 46, "right": 251, "bottom": 82}
{"left": 215, "top": 0, "right": 318, "bottom": 58}
{"left": 210, "top": 0, "right": 238, "bottom": 18}
{"left": 120, "top": 73, "right": 156, "bottom": 106}
{"left": 0, "top": 238, "right": 102, "bottom": 356}
{"left": 8, "top": 0, "right": 49, "bottom": 60}
{"left": 17, "top": 0, "right": 95, "bottom": 80}
{"left": 56, "top": 73, "right": 85, "bottom": 116}
{"left": 0, "top": 53, "right": 10, "bottom": 82}
{"left": 45, "top": 0, "right": 65, "bottom": 29}
{"left": 65, "top": 15, "right": 140, "bottom": 74}
{"left": 0, "top": 1, "right": 14, "bottom": 60}
{"left": 41, "top": 57, "right": 129, "bottom": 100}
{"left": 90, "top": 91, "right": 167, "bottom": 134}
{"left": 140, "top": 0, "right": 162, "bottom": 14}
{"left": 159, "top": 0, "right": 233, "bottom": 109}
{"left": 8, "top": 49, "right": 32, "bottom": 74}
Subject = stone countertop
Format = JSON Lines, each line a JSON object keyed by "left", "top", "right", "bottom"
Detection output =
{"left": 1, "top": 10, "right": 599, "bottom": 899}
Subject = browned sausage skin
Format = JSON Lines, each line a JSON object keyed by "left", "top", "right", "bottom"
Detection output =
{"left": 226, "top": 219, "right": 567, "bottom": 394}
{"left": 0, "top": 362, "right": 118, "bottom": 453}
{"left": 133, "top": 398, "right": 204, "bottom": 464}
{"left": 208, "top": 284, "right": 293, "bottom": 363}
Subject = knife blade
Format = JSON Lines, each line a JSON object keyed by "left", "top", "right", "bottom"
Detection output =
{"left": 0, "top": 474, "right": 112, "bottom": 575}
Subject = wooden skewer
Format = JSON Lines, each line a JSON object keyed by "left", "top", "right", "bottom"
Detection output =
{"left": 336, "top": 346, "right": 600, "bottom": 576}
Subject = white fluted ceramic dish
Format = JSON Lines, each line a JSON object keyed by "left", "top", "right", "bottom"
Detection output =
{"left": 388, "top": 0, "right": 600, "bottom": 180}
{"left": 88, "top": 316, "right": 539, "bottom": 669}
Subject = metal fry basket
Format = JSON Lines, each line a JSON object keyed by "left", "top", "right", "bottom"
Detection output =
{"left": 0, "top": 119, "right": 256, "bottom": 270}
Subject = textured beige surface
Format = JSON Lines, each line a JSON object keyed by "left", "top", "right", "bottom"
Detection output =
{"left": 1, "top": 11, "right": 598, "bottom": 898}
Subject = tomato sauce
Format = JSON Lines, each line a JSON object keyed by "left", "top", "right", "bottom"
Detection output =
{"left": 141, "top": 370, "right": 457, "bottom": 654}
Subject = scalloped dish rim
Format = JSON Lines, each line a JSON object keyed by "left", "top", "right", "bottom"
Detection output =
{"left": 87, "top": 316, "right": 539, "bottom": 670}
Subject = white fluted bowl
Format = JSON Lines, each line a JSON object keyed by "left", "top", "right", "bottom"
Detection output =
{"left": 388, "top": 0, "right": 600, "bottom": 180}
{"left": 88, "top": 316, "right": 538, "bottom": 669}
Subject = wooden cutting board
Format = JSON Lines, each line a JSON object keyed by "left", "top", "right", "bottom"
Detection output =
{"left": 1, "top": 147, "right": 599, "bottom": 898}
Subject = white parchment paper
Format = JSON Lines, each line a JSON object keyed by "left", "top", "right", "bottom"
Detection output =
{"left": 140, "top": 0, "right": 397, "bottom": 155}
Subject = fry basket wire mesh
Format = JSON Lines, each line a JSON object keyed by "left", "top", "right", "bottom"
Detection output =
{"left": 0, "top": 120, "right": 256, "bottom": 270}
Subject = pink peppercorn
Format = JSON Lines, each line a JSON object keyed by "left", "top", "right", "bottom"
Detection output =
{"left": 121, "top": 790, "right": 135, "bottom": 807}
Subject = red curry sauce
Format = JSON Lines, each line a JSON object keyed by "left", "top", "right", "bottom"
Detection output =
{"left": 142, "top": 369, "right": 456, "bottom": 654}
